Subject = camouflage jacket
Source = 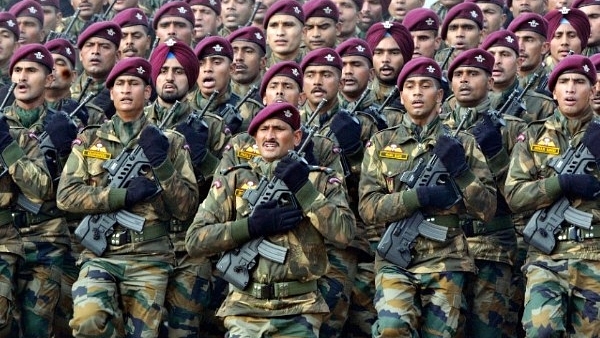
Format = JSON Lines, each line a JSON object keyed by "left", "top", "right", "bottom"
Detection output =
{"left": 59, "top": 15, "right": 90, "bottom": 43}
{"left": 505, "top": 107, "right": 600, "bottom": 259}
{"left": 185, "top": 155, "right": 355, "bottom": 317}
{"left": 435, "top": 47, "right": 456, "bottom": 73}
{"left": 517, "top": 62, "right": 551, "bottom": 97}
{"left": 265, "top": 46, "right": 307, "bottom": 69}
{"left": 487, "top": 79, "right": 556, "bottom": 124}
{"left": 70, "top": 73, "right": 112, "bottom": 124}
{"left": 359, "top": 114, "right": 495, "bottom": 273}
{"left": 57, "top": 114, "right": 199, "bottom": 262}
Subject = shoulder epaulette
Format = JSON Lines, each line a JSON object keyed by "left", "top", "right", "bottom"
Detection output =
{"left": 220, "top": 163, "right": 251, "bottom": 176}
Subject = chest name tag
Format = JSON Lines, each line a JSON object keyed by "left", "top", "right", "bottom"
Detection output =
{"left": 237, "top": 149, "right": 259, "bottom": 160}
{"left": 82, "top": 144, "right": 112, "bottom": 160}
{"left": 530, "top": 144, "right": 560, "bottom": 155}
{"left": 379, "top": 150, "right": 409, "bottom": 160}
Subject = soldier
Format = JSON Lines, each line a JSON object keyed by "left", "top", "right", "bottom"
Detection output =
{"left": 38, "top": 0, "right": 63, "bottom": 34}
{"left": 442, "top": 48, "right": 526, "bottom": 337}
{"left": 509, "top": 0, "right": 548, "bottom": 17}
{"left": 467, "top": 0, "right": 507, "bottom": 40}
{"left": 227, "top": 26, "right": 266, "bottom": 99}
{"left": 186, "top": 101, "right": 355, "bottom": 337}
{"left": 403, "top": 8, "right": 442, "bottom": 60}
{"left": 387, "top": 0, "right": 423, "bottom": 23}
{"left": 591, "top": 54, "right": 600, "bottom": 116}
{"left": 113, "top": 7, "right": 151, "bottom": 59}
{"left": 544, "top": 7, "right": 590, "bottom": 70}
{"left": 430, "top": 0, "right": 462, "bottom": 23}
{"left": 57, "top": 57, "right": 199, "bottom": 338}
{"left": 357, "top": 0, "right": 391, "bottom": 38}
{"left": 504, "top": 55, "right": 600, "bottom": 337}
{"left": 0, "top": 12, "right": 18, "bottom": 86}
{"left": 263, "top": 0, "right": 306, "bottom": 68}
{"left": 332, "top": 0, "right": 361, "bottom": 43}
{"left": 303, "top": 0, "right": 340, "bottom": 52}
{"left": 9, "top": 0, "right": 44, "bottom": 44}
{"left": 186, "top": 0, "right": 222, "bottom": 45}
{"left": 220, "top": 0, "right": 255, "bottom": 35}
{"left": 359, "top": 56, "right": 496, "bottom": 338}
{"left": 336, "top": 38, "right": 374, "bottom": 111}
{"left": 153, "top": 1, "right": 195, "bottom": 46}
{"left": 573, "top": 0, "right": 600, "bottom": 56}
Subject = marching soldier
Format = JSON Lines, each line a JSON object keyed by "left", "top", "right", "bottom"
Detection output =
{"left": 574, "top": 0, "right": 600, "bottom": 56}
{"left": 263, "top": 0, "right": 306, "bottom": 68}
{"left": 153, "top": 1, "right": 195, "bottom": 46}
{"left": 543, "top": 7, "right": 590, "bottom": 71}
{"left": 303, "top": 0, "right": 340, "bottom": 51}
{"left": 0, "top": 12, "right": 19, "bottom": 86}
{"left": 9, "top": 0, "right": 45, "bottom": 44}
{"left": 113, "top": 8, "right": 151, "bottom": 59}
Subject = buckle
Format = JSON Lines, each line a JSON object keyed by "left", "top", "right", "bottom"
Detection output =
{"left": 110, "top": 230, "right": 130, "bottom": 246}
{"left": 252, "top": 283, "right": 274, "bottom": 299}
{"left": 169, "top": 220, "right": 185, "bottom": 233}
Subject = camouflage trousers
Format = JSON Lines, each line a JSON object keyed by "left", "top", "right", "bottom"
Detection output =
{"left": 318, "top": 245, "right": 357, "bottom": 338}
{"left": 223, "top": 313, "right": 324, "bottom": 338}
{"left": 342, "top": 250, "right": 377, "bottom": 338}
{"left": 372, "top": 263, "right": 465, "bottom": 338}
{"left": 506, "top": 233, "right": 528, "bottom": 338}
{"left": 70, "top": 257, "right": 172, "bottom": 338}
{"left": 0, "top": 253, "right": 19, "bottom": 338}
{"left": 522, "top": 256, "right": 600, "bottom": 337}
{"left": 15, "top": 241, "right": 65, "bottom": 338}
{"left": 165, "top": 252, "right": 212, "bottom": 338}
{"left": 54, "top": 231, "right": 84, "bottom": 338}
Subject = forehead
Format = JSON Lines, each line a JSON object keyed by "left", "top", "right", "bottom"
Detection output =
{"left": 259, "top": 117, "right": 293, "bottom": 128}
{"left": 403, "top": 75, "right": 436, "bottom": 84}
{"left": 161, "top": 56, "right": 185, "bottom": 68}
{"left": 17, "top": 16, "right": 41, "bottom": 25}
{"left": 200, "top": 55, "right": 229, "bottom": 62}
{"left": 305, "top": 16, "right": 337, "bottom": 25}
{"left": 454, "top": 66, "right": 486, "bottom": 74}
{"left": 448, "top": 18, "right": 479, "bottom": 27}
{"left": 83, "top": 36, "right": 115, "bottom": 46}
{"left": 191, "top": 4, "right": 217, "bottom": 14}
{"left": 267, "top": 75, "right": 299, "bottom": 87}
{"left": 267, "top": 14, "right": 303, "bottom": 27}
{"left": 157, "top": 16, "right": 191, "bottom": 26}
{"left": 304, "top": 64, "right": 339, "bottom": 73}
{"left": 13, "top": 60, "right": 45, "bottom": 70}
{"left": 231, "top": 40, "right": 261, "bottom": 51}
{"left": 121, "top": 25, "right": 149, "bottom": 35}
{"left": 557, "top": 72, "right": 590, "bottom": 81}
{"left": 52, "top": 53, "right": 73, "bottom": 67}
{"left": 553, "top": 23, "right": 578, "bottom": 34}
{"left": 515, "top": 30, "right": 544, "bottom": 40}
{"left": 113, "top": 74, "right": 145, "bottom": 83}
{"left": 477, "top": 3, "right": 502, "bottom": 12}
{"left": 342, "top": 55, "right": 371, "bottom": 65}
{"left": 0, "top": 27, "right": 16, "bottom": 39}
{"left": 487, "top": 45, "right": 516, "bottom": 55}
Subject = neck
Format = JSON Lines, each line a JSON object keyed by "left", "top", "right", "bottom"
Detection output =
{"left": 16, "top": 96, "right": 45, "bottom": 110}
{"left": 45, "top": 88, "right": 70, "bottom": 102}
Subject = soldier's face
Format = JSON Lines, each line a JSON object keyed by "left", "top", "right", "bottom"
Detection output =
{"left": 303, "top": 17, "right": 340, "bottom": 51}
{"left": 71, "top": 0, "right": 107, "bottom": 20}
{"left": 592, "top": 73, "right": 600, "bottom": 115}
{"left": 450, "top": 66, "right": 493, "bottom": 107}
{"left": 155, "top": 17, "right": 194, "bottom": 46}
{"left": 47, "top": 54, "right": 76, "bottom": 91}
{"left": 580, "top": 5, "right": 600, "bottom": 47}
{"left": 191, "top": 5, "right": 221, "bottom": 41}
{"left": 548, "top": 0, "right": 572, "bottom": 10}
{"left": 113, "top": 0, "right": 139, "bottom": 12}
{"left": 156, "top": 57, "right": 190, "bottom": 104}
{"left": 253, "top": 0, "right": 277, "bottom": 25}
{"left": 17, "top": 17, "right": 43, "bottom": 45}
{"left": 401, "top": 76, "right": 443, "bottom": 123}
{"left": 510, "top": 0, "right": 547, "bottom": 17}
{"left": 42, "top": 5, "right": 62, "bottom": 32}
{"left": 411, "top": 30, "right": 440, "bottom": 59}
{"left": 332, "top": 0, "right": 359, "bottom": 38}
{"left": 254, "top": 118, "right": 301, "bottom": 162}
{"left": 231, "top": 40, "right": 265, "bottom": 85}
{"left": 263, "top": 75, "right": 303, "bottom": 105}
{"left": 488, "top": 46, "right": 518, "bottom": 91}
{"left": 515, "top": 31, "right": 548, "bottom": 73}
{"left": 266, "top": 15, "right": 303, "bottom": 58}
{"left": 388, "top": 0, "right": 424, "bottom": 23}
{"left": 110, "top": 75, "right": 151, "bottom": 120}
{"left": 358, "top": 0, "right": 384, "bottom": 32}
{"left": 372, "top": 36, "right": 405, "bottom": 85}
{"left": 221, "top": 0, "right": 254, "bottom": 31}
{"left": 445, "top": 19, "right": 482, "bottom": 53}
{"left": 549, "top": 24, "right": 582, "bottom": 63}
{"left": 477, "top": 3, "right": 505, "bottom": 40}
{"left": 79, "top": 37, "right": 118, "bottom": 80}
{"left": 552, "top": 73, "right": 595, "bottom": 119}
{"left": 197, "top": 55, "right": 232, "bottom": 97}
{"left": 341, "top": 55, "right": 373, "bottom": 100}
{"left": 0, "top": 28, "right": 17, "bottom": 65}
{"left": 11, "top": 61, "right": 53, "bottom": 107}
{"left": 303, "top": 65, "right": 342, "bottom": 108}
{"left": 119, "top": 25, "right": 151, "bottom": 59}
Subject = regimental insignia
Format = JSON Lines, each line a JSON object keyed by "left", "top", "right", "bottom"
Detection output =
{"left": 212, "top": 179, "right": 222, "bottom": 189}
{"left": 178, "top": 6, "right": 188, "bottom": 14}
{"left": 6, "top": 20, "right": 14, "bottom": 27}
{"left": 235, "top": 180, "right": 257, "bottom": 197}
{"left": 284, "top": 109, "right": 292, "bottom": 117}
{"left": 83, "top": 142, "right": 112, "bottom": 159}
{"left": 137, "top": 66, "right": 145, "bottom": 74}
{"left": 528, "top": 20, "right": 539, "bottom": 27}
{"left": 255, "top": 32, "right": 263, "bottom": 40}
{"left": 470, "top": 10, "right": 478, "bottom": 18}
{"left": 34, "top": 52, "right": 44, "bottom": 60}
{"left": 28, "top": 6, "right": 37, "bottom": 14}
{"left": 356, "top": 45, "right": 365, "bottom": 52}
{"left": 166, "top": 38, "right": 176, "bottom": 46}
{"left": 531, "top": 136, "right": 559, "bottom": 154}
{"left": 475, "top": 54, "right": 485, "bottom": 63}
{"left": 294, "top": 6, "right": 301, "bottom": 14}
{"left": 584, "top": 64, "right": 590, "bottom": 73}
{"left": 237, "top": 144, "right": 260, "bottom": 160}
{"left": 325, "top": 54, "right": 335, "bottom": 62}
{"left": 107, "top": 28, "right": 115, "bottom": 36}
{"left": 559, "top": 7, "right": 570, "bottom": 15}
{"left": 427, "top": 65, "right": 435, "bottom": 73}
{"left": 379, "top": 144, "right": 408, "bottom": 160}
{"left": 66, "top": 47, "right": 72, "bottom": 55}
{"left": 210, "top": 0, "right": 217, "bottom": 5}
{"left": 136, "top": 13, "right": 143, "bottom": 21}
{"left": 505, "top": 35, "right": 514, "bottom": 44}
{"left": 213, "top": 44, "right": 223, "bottom": 52}
{"left": 426, "top": 18, "right": 434, "bottom": 26}
{"left": 292, "top": 68, "right": 299, "bottom": 77}
{"left": 383, "top": 21, "right": 393, "bottom": 29}
{"left": 324, "top": 7, "right": 332, "bottom": 14}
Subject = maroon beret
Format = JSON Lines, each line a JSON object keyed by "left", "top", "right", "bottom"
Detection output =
{"left": 150, "top": 39, "right": 199, "bottom": 89}
{"left": 36, "top": 0, "right": 59, "bottom": 8}
{"left": 481, "top": 30, "right": 519, "bottom": 55}
{"left": 303, "top": 0, "right": 339, "bottom": 21}
{"left": 336, "top": 38, "right": 372, "bottom": 64}
{"left": 441, "top": 3, "right": 484, "bottom": 40}
{"left": 9, "top": 43, "right": 53, "bottom": 74}
{"left": 573, "top": 0, "right": 600, "bottom": 8}
{"left": 260, "top": 60, "right": 303, "bottom": 98}
{"left": 45, "top": 38, "right": 76, "bottom": 68}
{"left": 300, "top": 47, "right": 342, "bottom": 72}
{"left": 403, "top": 8, "right": 440, "bottom": 32}
{"left": 194, "top": 36, "right": 233, "bottom": 61}
{"left": 545, "top": 7, "right": 591, "bottom": 50}
{"left": 507, "top": 12, "right": 548, "bottom": 39}
{"left": 548, "top": 55, "right": 597, "bottom": 91}
{"left": 448, "top": 48, "right": 494, "bottom": 81}
{"left": 590, "top": 53, "right": 600, "bottom": 72}
{"left": 0, "top": 12, "right": 18, "bottom": 39}
{"left": 9, "top": 0, "right": 43, "bottom": 25}
{"left": 466, "top": 0, "right": 505, "bottom": 9}
{"left": 248, "top": 102, "right": 301, "bottom": 136}
{"left": 113, "top": 8, "right": 149, "bottom": 29}
{"left": 227, "top": 26, "right": 266, "bottom": 54}
{"left": 106, "top": 57, "right": 152, "bottom": 89}
{"left": 365, "top": 21, "right": 414, "bottom": 65}
{"left": 77, "top": 21, "right": 122, "bottom": 49}
{"left": 153, "top": 1, "right": 194, "bottom": 30}
{"left": 263, "top": 0, "right": 305, "bottom": 30}
{"left": 185, "top": 0, "right": 221, "bottom": 16}
{"left": 397, "top": 57, "right": 443, "bottom": 89}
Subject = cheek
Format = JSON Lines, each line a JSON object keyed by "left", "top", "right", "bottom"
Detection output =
{"left": 60, "top": 68, "right": 71, "bottom": 80}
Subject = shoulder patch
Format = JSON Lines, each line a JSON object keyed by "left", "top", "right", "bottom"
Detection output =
{"left": 516, "top": 133, "right": 526, "bottom": 143}
{"left": 212, "top": 179, "right": 223, "bottom": 189}
{"left": 328, "top": 177, "right": 343, "bottom": 185}
{"left": 72, "top": 138, "right": 83, "bottom": 146}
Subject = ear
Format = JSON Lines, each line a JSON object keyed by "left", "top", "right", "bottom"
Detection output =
{"left": 45, "top": 72, "right": 54, "bottom": 87}
{"left": 293, "top": 128, "right": 302, "bottom": 147}
{"left": 144, "top": 85, "right": 152, "bottom": 100}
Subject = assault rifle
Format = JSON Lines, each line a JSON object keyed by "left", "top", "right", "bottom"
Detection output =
{"left": 497, "top": 73, "right": 539, "bottom": 119}
{"left": 439, "top": 45, "right": 456, "bottom": 71}
{"left": 183, "top": 90, "right": 219, "bottom": 131}
{"left": 74, "top": 101, "right": 180, "bottom": 256}
{"left": 88, "top": 0, "right": 116, "bottom": 25}
{"left": 219, "top": 85, "right": 258, "bottom": 135}
{"left": 46, "top": 8, "right": 80, "bottom": 43}
{"left": 216, "top": 99, "right": 328, "bottom": 290}
{"left": 368, "top": 86, "right": 398, "bottom": 130}
{"left": 0, "top": 82, "right": 17, "bottom": 178}
{"left": 245, "top": 1, "right": 262, "bottom": 27}
{"left": 377, "top": 112, "right": 469, "bottom": 268}
{"left": 522, "top": 143, "right": 595, "bottom": 254}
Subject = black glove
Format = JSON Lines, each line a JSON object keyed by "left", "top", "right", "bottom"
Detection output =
{"left": 46, "top": 112, "right": 78, "bottom": 157}
{"left": 558, "top": 174, "right": 600, "bottom": 200}
{"left": 139, "top": 125, "right": 169, "bottom": 167}
{"left": 125, "top": 176, "right": 160, "bottom": 207}
{"left": 0, "top": 117, "right": 13, "bottom": 153}
{"left": 416, "top": 184, "right": 460, "bottom": 209}
{"left": 174, "top": 122, "right": 208, "bottom": 166}
{"left": 472, "top": 114, "right": 503, "bottom": 158}
{"left": 248, "top": 200, "right": 303, "bottom": 238}
{"left": 274, "top": 153, "right": 310, "bottom": 193}
{"left": 330, "top": 112, "right": 362, "bottom": 154}
{"left": 433, "top": 135, "right": 469, "bottom": 177}
{"left": 582, "top": 121, "right": 600, "bottom": 161}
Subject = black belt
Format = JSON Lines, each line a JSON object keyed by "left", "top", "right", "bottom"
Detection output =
{"left": 109, "top": 225, "right": 168, "bottom": 246}
{"left": 12, "top": 210, "right": 59, "bottom": 227}
{"left": 236, "top": 280, "right": 318, "bottom": 299}
{"left": 461, "top": 215, "right": 512, "bottom": 237}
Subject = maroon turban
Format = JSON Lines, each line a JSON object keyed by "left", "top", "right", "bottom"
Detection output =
{"left": 150, "top": 39, "right": 199, "bottom": 88}
{"left": 365, "top": 21, "right": 414, "bottom": 64}
{"left": 545, "top": 7, "right": 591, "bottom": 50}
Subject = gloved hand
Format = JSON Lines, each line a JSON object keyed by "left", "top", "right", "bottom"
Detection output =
{"left": 0, "top": 117, "right": 13, "bottom": 153}
{"left": 46, "top": 112, "right": 78, "bottom": 157}
{"left": 330, "top": 111, "right": 362, "bottom": 154}
{"left": 61, "top": 99, "right": 89, "bottom": 126}
{"left": 433, "top": 135, "right": 469, "bottom": 177}
{"left": 139, "top": 125, "right": 169, "bottom": 167}
{"left": 125, "top": 176, "right": 160, "bottom": 207}
{"left": 248, "top": 200, "right": 303, "bottom": 238}
{"left": 274, "top": 153, "right": 310, "bottom": 193}
{"left": 174, "top": 122, "right": 208, "bottom": 167}
{"left": 582, "top": 121, "right": 600, "bottom": 161}
{"left": 472, "top": 114, "right": 503, "bottom": 158}
{"left": 558, "top": 174, "right": 600, "bottom": 200}
{"left": 416, "top": 184, "right": 460, "bottom": 209}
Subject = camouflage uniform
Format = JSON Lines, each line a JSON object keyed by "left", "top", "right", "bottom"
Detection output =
{"left": 265, "top": 47, "right": 307, "bottom": 69}
{"left": 371, "top": 79, "right": 397, "bottom": 107}
{"left": 430, "top": 1, "right": 452, "bottom": 23}
{"left": 359, "top": 114, "right": 497, "bottom": 337}
{"left": 58, "top": 15, "right": 89, "bottom": 42}
{"left": 144, "top": 100, "right": 228, "bottom": 337}
{"left": 435, "top": 47, "right": 456, "bottom": 73}
{"left": 2, "top": 103, "right": 70, "bottom": 337}
{"left": 231, "top": 77, "right": 264, "bottom": 101}
{"left": 56, "top": 114, "right": 199, "bottom": 337}
{"left": 583, "top": 45, "right": 600, "bottom": 57}
{"left": 70, "top": 73, "right": 113, "bottom": 125}
{"left": 185, "top": 154, "right": 355, "bottom": 337}
{"left": 442, "top": 99, "right": 526, "bottom": 337}
{"left": 487, "top": 79, "right": 556, "bottom": 123}
{"left": 517, "top": 63, "right": 551, "bottom": 98}
{"left": 505, "top": 107, "right": 600, "bottom": 337}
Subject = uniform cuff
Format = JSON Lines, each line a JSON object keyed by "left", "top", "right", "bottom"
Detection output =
{"left": 454, "top": 169, "right": 476, "bottom": 190}
{"left": 295, "top": 181, "right": 320, "bottom": 211}
{"left": 2, "top": 141, "right": 25, "bottom": 167}
{"left": 199, "top": 151, "right": 219, "bottom": 178}
{"left": 231, "top": 218, "right": 250, "bottom": 243}
{"left": 545, "top": 176, "right": 562, "bottom": 200}
{"left": 153, "top": 158, "right": 175, "bottom": 181}
{"left": 487, "top": 149, "right": 510, "bottom": 176}
{"left": 402, "top": 190, "right": 421, "bottom": 214}
{"left": 108, "top": 188, "right": 127, "bottom": 210}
